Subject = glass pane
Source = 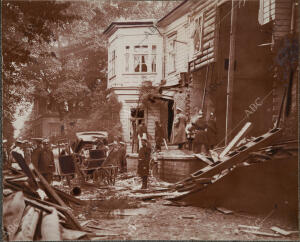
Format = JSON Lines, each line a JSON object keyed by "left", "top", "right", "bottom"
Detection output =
{"left": 141, "top": 55, "right": 148, "bottom": 72}
{"left": 134, "top": 55, "right": 140, "bottom": 72}
{"left": 152, "top": 55, "right": 156, "bottom": 72}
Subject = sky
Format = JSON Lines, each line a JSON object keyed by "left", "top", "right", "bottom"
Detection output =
{"left": 13, "top": 103, "right": 33, "bottom": 139}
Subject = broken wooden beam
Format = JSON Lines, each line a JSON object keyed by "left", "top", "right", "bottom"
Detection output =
{"left": 240, "top": 229, "right": 280, "bottom": 237}
{"left": 13, "top": 206, "right": 40, "bottom": 241}
{"left": 220, "top": 122, "right": 252, "bottom": 159}
{"left": 41, "top": 208, "right": 62, "bottom": 241}
{"left": 270, "top": 226, "right": 299, "bottom": 236}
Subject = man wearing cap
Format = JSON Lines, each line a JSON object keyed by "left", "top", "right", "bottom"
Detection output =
{"left": 173, "top": 107, "right": 187, "bottom": 149}
{"left": 192, "top": 110, "right": 209, "bottom": 154}
{"left": 137, "top": 134, "right": 151, "bottom": 189}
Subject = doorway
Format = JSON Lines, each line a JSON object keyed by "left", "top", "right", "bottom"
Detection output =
{"left": 167, "top": 100, "right": 174, "bottom": 142}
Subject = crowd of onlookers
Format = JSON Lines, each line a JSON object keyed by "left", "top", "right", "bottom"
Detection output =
{"left": 132, "top": 108, "right": 217, "bottom": 155}
{"left": 3, "top": 136, "right": 128, "bottom": 185}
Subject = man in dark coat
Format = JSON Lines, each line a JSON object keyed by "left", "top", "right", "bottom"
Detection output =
{"left": 39, "top": 141, "right": 55, "bottom": 183}
{"left": 173, "top": 107, "right": 187, "bottom": 149}
{"left": 155, "top": 121, "right": 165, "bottom": 152}
{"left": 192, "top": 110, "right": 209, "bottom": 154}
{"left": 137, "top": 121, "right": 148, "bottom": 150}
{"left": 31, "top": 141, "right": 43, "bottom": 169}
{"left": 137, "top": 134, "right": 151, "bottom": 189}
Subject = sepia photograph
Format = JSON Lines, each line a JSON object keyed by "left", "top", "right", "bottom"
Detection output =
{"left": 2, "top": 0, "right": 299, "bottom": 240}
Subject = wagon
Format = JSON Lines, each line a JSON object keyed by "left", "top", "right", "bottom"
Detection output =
{"left": 58, "top": 132, "right": 119, "bottom": 186}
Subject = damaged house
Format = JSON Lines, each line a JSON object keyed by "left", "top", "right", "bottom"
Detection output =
{"left": 104, "top": 0, "right": 298, "bottom": 147}
{"left": 104, "top": 0, "right": 298, "bottom": 222}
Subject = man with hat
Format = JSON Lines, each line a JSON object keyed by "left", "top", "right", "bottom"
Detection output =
{"left": 137, "top": 133, "right": 151, "bottom": 189}
{"left": 173, "top": 107, "right": 187, "bottom": 149}
{"left": 192, "top": 110, "right": 209, "bottom": 154}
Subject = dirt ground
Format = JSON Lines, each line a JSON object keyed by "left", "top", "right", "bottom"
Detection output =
{"left": 55, "top": 173, "right": 299, "bottom": 241}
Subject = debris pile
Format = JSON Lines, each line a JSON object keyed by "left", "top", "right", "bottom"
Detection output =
{"left": 2, "top": 153, "right": 109, "bottom": 241}
{"left": 166, "top": 128, "right": 298, "bottom": 201}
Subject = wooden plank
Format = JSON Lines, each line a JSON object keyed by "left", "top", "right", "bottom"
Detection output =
{"left": 203, "top": 32, "right": 215, "bottom": 43}
{"left": 205, "top": 8, "right": 216, "bottom": 20}
{"left": 270, "top": 226, "right": 298, "bottom": 236}
{"left": 203, "top": 39, "right": 214, "bottom": 50}
{"left": 180, "top": 128, "right": 281, "bottom": 187}
{"left": 276, "top": 8, "right": 292, "bottom": 15}
{"left": 203, "top": 26, "right": 215, "bottom": 37}
{"left": 204, "top": 17, "right": 216, "bottom": 28}
{"left": 194, "top": 154, "right": 214, "bottom": 165}
{"left": 238, "top": 225, "right": 260, "bottom": 230}
{"left": 194, "top": 58, "right": 215, "bottom": 70}
{"left": 216, "top": 207, "right": 233, "bottom": 214}
{"left": 240, "top": 230, "right": 280, "bottom": 237}
{"left": 220, "top": 122, "right": 252, "bottom": 159}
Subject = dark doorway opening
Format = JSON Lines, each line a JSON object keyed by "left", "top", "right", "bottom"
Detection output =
{"left": 167, "top": 100, "right": 174, "bottom": 141}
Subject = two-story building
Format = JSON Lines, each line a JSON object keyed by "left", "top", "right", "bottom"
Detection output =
{"left": 103, "top": 20, "right": 164, "bottom": 143}
{"left": 105, "top": 0, "right": 298, "bottom": 148}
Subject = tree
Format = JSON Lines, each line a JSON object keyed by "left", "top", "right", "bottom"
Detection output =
{"left": 2, "top": 0, "right": 79, "bottom": 140}
{"left": 15, "top": 0, "right": 181, "bottom": 141}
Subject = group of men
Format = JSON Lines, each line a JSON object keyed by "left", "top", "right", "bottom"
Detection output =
{"left": 173, "top": 107, "right": 217, "bottom": 155}
{"left": 9, "top": 139, "right": 55, "bottom": 183}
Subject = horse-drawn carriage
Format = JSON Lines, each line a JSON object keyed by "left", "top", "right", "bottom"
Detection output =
{"left": 57, "top": 131, "right": 119, "bottom": 186}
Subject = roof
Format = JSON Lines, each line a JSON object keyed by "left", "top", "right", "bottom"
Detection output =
{"left": 157, "top": 0, "right": 188, "bottom": 24}
{"left": 103, "top": 19, "right": 156, "bottom": 37}
{"left": 76, "top": 131, "right": 108, "bottom": 142}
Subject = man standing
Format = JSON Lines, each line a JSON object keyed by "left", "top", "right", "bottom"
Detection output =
{"left": 137, "top": 134, "right": 151, "bottom": 189}
{"left": 31, "top": 140, "right": 43, "bottom": 169}
{"left": 155, "top": 121, "right": 165, "bottom": 152}
{"left": 137, "top": 121, "right": 148, "bottom": 150}
{"left": 39, "top": 140, "right": 55, "bottom": 184}
{"left": 173, "top": 107, "right": 187, "bottom": 149}
{"left": 192, "top": 110, "right": 209, "bottom": 154}
{"left": 23, "top": 141, "right": 32, "bottom": 165}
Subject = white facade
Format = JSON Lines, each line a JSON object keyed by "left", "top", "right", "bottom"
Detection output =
{"left": 105, "top": 21, "right": 163, "bottom": 143}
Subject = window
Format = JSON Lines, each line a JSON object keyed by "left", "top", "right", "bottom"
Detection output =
{"left": 134, "top": 45, "right": 148, "bottom": 73}
{"left": 151, "top": 45, "right": 157, "bottom": 72}
{"left": 111, "top": 50, "right": 116, "bottom": 76}
{"left": 167, "top": 34, "right": 176, "bottom": 73}
{"left": 193, "top": 15, "right": 203, "bottom": 53}
{"left": 134, "top": 55, "right": 148, "bottom": 72}
{"left": 124, "top": 45, "right": 157, "bottom": 73}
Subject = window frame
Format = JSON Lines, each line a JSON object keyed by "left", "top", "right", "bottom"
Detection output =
{"left": 167, "top": 33, "right": 177, "bottom": 74}
{"left": 193, "top": 13, "right": 204, "bottom": 54}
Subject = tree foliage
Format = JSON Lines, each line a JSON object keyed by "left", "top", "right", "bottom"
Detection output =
{"left": 7, "top": 0, "right": 181, "bottom": 141}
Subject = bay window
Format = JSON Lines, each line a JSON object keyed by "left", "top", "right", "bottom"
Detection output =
{"left": 123, "top": 44, "right": 157, "bottom": 73}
